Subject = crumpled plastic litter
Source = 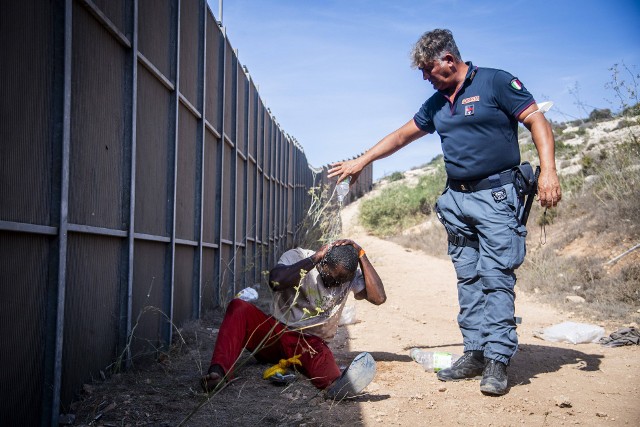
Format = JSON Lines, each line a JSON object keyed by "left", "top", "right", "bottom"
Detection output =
{"left": 268, "top": 372, "right": 297, "bottom": 385}
{"left": 599, "top": 327, "right": 640, "bottom": 347}
{"left": 339, "top": 305, "right": 357, "bottom": 326}
{"left": 536, "top": 321, "right": 605, "bottom": 344}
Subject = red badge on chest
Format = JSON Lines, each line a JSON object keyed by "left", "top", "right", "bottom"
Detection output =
{"left": 465, "top": 104, "right": 475, "bottom": 116}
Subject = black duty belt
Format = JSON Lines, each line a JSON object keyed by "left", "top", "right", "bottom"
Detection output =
{"left": 448, "top": 169, "right": 513, "bottom": 192}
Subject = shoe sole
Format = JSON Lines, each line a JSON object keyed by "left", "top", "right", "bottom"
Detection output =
{"left": 437, "top": 374, "right": 482, "bottom": 382}
{"left": 480, "top": 383, "right": 508, "bottom": 395}
{"left": 436, "top": 367, "right": 483, "bottom": 382}
{"left": 326, "top": 352, "right": 376, "bottom": 399}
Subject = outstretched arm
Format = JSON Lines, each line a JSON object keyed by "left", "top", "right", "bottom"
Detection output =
{"left": 328, "top": 119, "right": 427, "bottom": 184}
{"left": 268, "top": 244, "right": 331, "bottom": 291}
{"left": 332, "top": 239, "right": 386, "bottom": 305}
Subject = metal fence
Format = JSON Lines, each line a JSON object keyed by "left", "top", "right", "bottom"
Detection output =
{"left": 1, "top": 0, "right": 373, "bottom": 424}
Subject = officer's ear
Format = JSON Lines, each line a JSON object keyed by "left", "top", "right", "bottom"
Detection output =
{"left": 441, "top": 53, "right": 456, "bottom": 66}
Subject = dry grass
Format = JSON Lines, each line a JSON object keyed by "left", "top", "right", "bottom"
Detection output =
{"left": 69, "top": 306, "right": 365, "bottom": 426}
{"left": 390, "top": 220, "right": 448, "bottom": 260}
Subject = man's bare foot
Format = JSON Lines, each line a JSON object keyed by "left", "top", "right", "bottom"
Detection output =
{"left": 200, "top": 365, "right": 226, "bottom": 393}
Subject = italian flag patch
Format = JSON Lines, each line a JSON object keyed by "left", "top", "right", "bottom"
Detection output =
{"left": 510, "top": 78, "right": 523, "bottom": 90}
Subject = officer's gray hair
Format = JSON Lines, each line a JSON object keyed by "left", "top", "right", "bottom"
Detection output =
{"left": 411, "top": 29, "right": 462, "bottom": 68}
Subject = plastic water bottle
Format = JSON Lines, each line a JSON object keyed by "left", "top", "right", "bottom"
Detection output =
{"left": 336, "top": 177, "right": 351, "bottom": 204}
{"left": 410, "top": 348, "right": 461, "bottom": 372}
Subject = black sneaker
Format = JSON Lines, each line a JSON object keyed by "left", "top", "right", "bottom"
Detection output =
{"left": 436, "top": 350, "right": 484, "bottom": 381}
{"left": 480, "top": 359, "right": 508, "bottom": 395}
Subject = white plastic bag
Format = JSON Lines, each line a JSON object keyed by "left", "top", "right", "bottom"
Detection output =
{"left": 235, "top": 287, "right": 259, "bottom": 302}
{"left": 539, "top": 321, "right": 605, "bottom": 344}
{"left": 338, "top": 305, "right": 357, "bottom": 326}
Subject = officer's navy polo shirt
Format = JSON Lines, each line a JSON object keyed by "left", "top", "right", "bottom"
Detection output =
{"left": 414, "top": 61, "right": 536, "bottom": 180}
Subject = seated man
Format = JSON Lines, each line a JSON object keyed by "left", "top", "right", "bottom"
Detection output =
{"left": 200, "top": 239, "right": 386, "bottom": 398}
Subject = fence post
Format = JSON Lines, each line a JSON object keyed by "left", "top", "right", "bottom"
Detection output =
{"left": 121, "top": 0, "right": 139, "bottom": 369}
{"left": 194, "top": 0, "right": 206, "bottom": 319}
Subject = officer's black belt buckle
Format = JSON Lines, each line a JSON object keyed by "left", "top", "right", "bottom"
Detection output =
{"left": 448, "top": 169, "right": 513, "bottom": 193}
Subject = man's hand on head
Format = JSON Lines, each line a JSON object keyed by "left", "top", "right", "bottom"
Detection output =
{"left": 331, "top": 239, "right": 361, "bottom": 252}
{"left": 312, "top": 243, "right": 331, "bottom": 264}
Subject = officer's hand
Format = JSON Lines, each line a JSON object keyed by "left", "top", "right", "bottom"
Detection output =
{"left": 327, "top": 158, "right": 363, "bottom": 184}
{"left": 537, "top": 169, "right": 562, "bottom": 208}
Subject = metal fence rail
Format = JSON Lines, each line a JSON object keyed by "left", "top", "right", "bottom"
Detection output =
{"left": 1, "top": 0, "right": 373, "bottom": 424}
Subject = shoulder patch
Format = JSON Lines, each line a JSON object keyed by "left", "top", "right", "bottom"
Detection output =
{"left": 510, "top": 78, "right": 523, "bottom": 91}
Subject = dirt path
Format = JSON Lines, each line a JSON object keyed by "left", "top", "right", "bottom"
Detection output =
{"left": 73, "top": 200, "right": 639, "bottom": 426}
{"left": 334, "top": 200, "right": 639, "bottom": 426}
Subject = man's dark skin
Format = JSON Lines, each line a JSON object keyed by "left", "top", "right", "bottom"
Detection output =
{"left": 269, "top": 239, "right": 386, "bottom": 305}
{"left": 200, "top": 239, "right": 385, "bottom": 392}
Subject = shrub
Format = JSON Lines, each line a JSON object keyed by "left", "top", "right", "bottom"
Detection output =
{"left": 621, "top": 102, "right": 640, "bottom": 117}
{"left": 552, "top": 122, "right": 567, "bottom": 132}
{"left": 581, "top": 154, "right": 596, "bottom": 175}
{"left": 588, "top": 108, "right": 612, "bottom": 121}
{"left": 359, "top": 162, "right": 447, "bottom": 237}
{"left": 554, "top": 139, "right": 579, "bottom": 156}
{"left": 390, "top": 220, "right": 449, "bottom": 259}
{"left": 558, "top": 172, "right": 585, "bottom": 197}
{"left": 387, "top": 171, "right": 405, "bottom": 182}
{"left": 359, "top": 184, "right": 422, "bottom": 236}
{"left": 427, "top": 154, "right": 444, "bottom": 167}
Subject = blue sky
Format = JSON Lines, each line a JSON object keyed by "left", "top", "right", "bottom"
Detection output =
{"left": 205, "top": 0, "right": 640, "bottom": 180}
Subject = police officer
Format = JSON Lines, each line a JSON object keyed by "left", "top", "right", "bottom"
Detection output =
{"left": 328, "top": 29, "right": 561, "bottom": 395}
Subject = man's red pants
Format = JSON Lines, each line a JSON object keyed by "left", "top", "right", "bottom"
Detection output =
{"left": 209, "top": 299, "right": 341, "bottom": 389}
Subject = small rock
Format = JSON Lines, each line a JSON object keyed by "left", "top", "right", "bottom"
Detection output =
{"left": 565, "top": 295, "right": 585, "bottom": 304}
{"left": 572, "top": 286, "right": 581, "bottom": 291}
{"left": 82, "top": 384, "right": 94, "bottom": 394}
{"left": 555, "top": 396, "right": 572, "bottom": 408}
{"left": 596, "top": 412, "right": 608, "bottom": 417}
{"left": 437, "top": 386, "right": 447, "bottom": 392}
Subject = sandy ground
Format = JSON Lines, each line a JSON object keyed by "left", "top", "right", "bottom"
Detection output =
{"left": 71, "top": 199, "right": 640, "bottom": 426}
{"left": 333, "top": 198, "right": 640, "bottom": 426}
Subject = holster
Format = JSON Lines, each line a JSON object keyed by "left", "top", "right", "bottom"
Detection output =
{"left": 513, "top": 162, "right": 540, "bottom": 226}
{"left": 511, "top": 162, "right": 537, "bottom": 198}
{"left": 434, "top": 202, "right": 479, "bottom": 249}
